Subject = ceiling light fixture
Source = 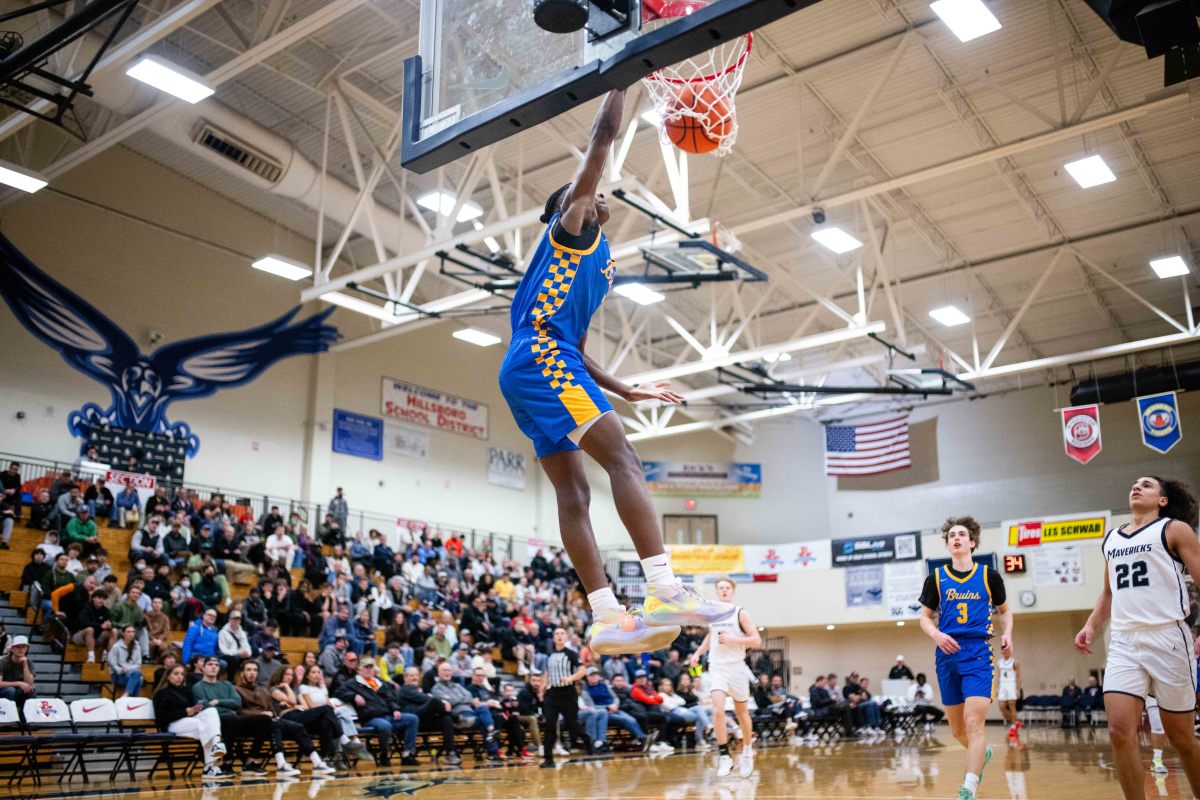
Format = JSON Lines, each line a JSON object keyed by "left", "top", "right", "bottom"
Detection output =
{"left": 125, "top": 55, "right": 214, "bottom": 103}
{"left": 930, "top": 0, "right": 1002, "bottom": 43}
{"left": 763, "top": 352, "right": 792, "bottom": 363}
{"left": 452, "top": 328, "right": 501, "bottom": 347}
{"left": 251, "top": 254, "right": 312, "bottom": 281}
{"left": 826, "top": 624, "right": 836, "bottom": 631}
{"left": 810, "top": 227, "right": 863, "bottom": 254}
{"left": 0, "top": 160, "right": 47, "bottom": 193}
{"left": 1064, "top": 154, "right": 1116, "bottom": 188}
{"left": 614, "top": 283, "right": 665, "bottom": 305}
{"left": 417, "top": 190, "right": 483, "bottom": 222}
{"left": 320, "top": 291, "right": 403, "bottom": 323}
{"left": 928, "top": 305, "right": 971, "bottom": 326}
{"left": 1149, "top": 256, "right": 1189, "bottom": 279}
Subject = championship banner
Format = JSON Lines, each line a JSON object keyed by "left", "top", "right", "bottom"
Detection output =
{"left": 666, "top": 544, "right": 745, "bottom": 574}
{"left": 1137, "top": 391, "right": 1182, "bottom": 454}
{"left": 743, "top": 540, "right": 832, "bottom": 573}
{"left": 382, "top": 376, "right": 488, "bottom": 440}
{"left": 1061, "top": 404, "right": 1102, "bottom": 464}
{"left": 831, "top": 532, "right": 921, "bottom": 567}
{"left": 1003, "top": 510, "right": 1110, "bottom": 548}
{"left": 642, "top": 462, "right": 762, "bottom": 498}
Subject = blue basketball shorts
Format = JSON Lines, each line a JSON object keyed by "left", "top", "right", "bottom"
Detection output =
{"left": 935, "top": 637, "right": 995, "bottom": 706}
{"left": 498, "top": 337, "right": 612, "bottom": 458}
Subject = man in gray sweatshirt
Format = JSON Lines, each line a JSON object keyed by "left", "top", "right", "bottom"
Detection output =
{"left": 430, "top": 661, "right": 502, "bottom": 760}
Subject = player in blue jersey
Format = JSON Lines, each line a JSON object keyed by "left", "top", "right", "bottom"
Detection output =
{"left": 498, "top": 89, "right": 733, "bottom": 656}
{"left": 919, "top": 516, "right": 1013, "bottom": 800}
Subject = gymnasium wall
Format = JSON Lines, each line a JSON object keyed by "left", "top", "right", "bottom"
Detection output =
{"left": 0, "top": 145, "right": 731, "bottom": 546}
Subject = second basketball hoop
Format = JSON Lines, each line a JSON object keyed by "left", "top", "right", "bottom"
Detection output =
{"left": 641, "top": 0, "right": 751, "bottom": 157}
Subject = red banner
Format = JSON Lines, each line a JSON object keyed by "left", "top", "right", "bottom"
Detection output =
{"left": 105, "top": 469, "right": 157, "bottom": 489}
{"left": 1062, "top": 404, "right": 1102, "bottom": 464}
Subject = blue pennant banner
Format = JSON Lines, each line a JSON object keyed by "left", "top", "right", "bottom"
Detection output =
{"left": 1136, "top": 391, "right": 1182, "bottom": 454}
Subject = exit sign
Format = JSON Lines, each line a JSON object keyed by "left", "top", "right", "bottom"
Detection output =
{"left": 1003, "top": 554, "right": 1027, "bottom": 574}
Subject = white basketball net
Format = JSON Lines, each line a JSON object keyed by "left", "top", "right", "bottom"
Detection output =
{"left": 641, "top": 12, "right": 752, "bottom": 158}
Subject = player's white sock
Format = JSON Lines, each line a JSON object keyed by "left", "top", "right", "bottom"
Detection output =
{"left": 641, "top": 553, "right": 678, "bottom": 587}
{"left": 1153, "top": 748, "right": 1163, "bottom": 760}
{"left": 587, "top": 587, "right": 620, "bottom": 616}
{"left": 964, "top": 773, "right": 980, "bottom": 794}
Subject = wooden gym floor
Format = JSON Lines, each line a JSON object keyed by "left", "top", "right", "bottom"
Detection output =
{"left": 0, "top": 726, "right": 1182, "bottom": 800}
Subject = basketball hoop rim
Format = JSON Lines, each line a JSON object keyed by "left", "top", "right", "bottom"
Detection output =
{"left": 641, "top": 30, "right": 753, "bottom": 85}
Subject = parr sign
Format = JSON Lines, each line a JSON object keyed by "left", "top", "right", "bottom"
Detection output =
{"left": 1004, "top": 511, "right": 1110, "bottom": 547}
{"left": 381, "top": 377, "right": 488, "bottom": 440}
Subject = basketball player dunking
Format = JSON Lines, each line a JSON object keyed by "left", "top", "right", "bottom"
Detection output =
{"left": 688, "top": 577, "right": 760, "bottom": 778}
{"left": 919, "top": 516, "right": 1013, "bottom": 800}
{"left": 1075, "top": 476, "right": 1200, "bottom": 800}
{"left": 498, "top": 88, "right": 733, "bottom": 655}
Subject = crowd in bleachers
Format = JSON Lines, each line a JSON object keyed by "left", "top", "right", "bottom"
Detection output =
{"left": 0, "top": 458, "right": 968, "bottom": 781}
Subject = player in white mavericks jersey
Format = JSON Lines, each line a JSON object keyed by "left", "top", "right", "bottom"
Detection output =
{"left": 995, "top": 654, "right": 1022, "bottom": 741}
{"left": 1075, "top": 476, "right": 1200, "bottom": 800}
{"left": 689, "top": 577, "right": 760, "bottom": 779}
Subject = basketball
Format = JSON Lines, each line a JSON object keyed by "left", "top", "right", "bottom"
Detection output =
{"left": 663, "top": 84, "right": 732, "bottom": 154}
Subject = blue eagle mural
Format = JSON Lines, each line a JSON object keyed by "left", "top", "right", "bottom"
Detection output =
{"left": 0, "top": 233, "right": 339, "bottom": 456}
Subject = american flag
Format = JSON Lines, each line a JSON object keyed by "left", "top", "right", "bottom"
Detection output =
{"left": 824, "top": 416, "right": 911, "bottom": 476}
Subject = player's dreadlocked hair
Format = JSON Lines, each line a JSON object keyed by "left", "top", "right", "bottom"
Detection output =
{"left": 540, "top": 183, "right": 571, "bottom": 224}
{"left": 1147, "top": 476, "right": 1199, "bottom": 528}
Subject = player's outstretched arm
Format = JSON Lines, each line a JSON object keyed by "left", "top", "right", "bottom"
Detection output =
{"left": 1075, "top": 566, "right": 1112, "bottom": 654}
{"left": 577, "top": 333, "right": 685, "bottom": 405}
{"left": 560, "top": 90, "right": 626, "bottom": 235}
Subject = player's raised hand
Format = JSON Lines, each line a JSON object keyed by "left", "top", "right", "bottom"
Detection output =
{"left": 627, "top": 380, "right": 685, "bottom": 405}
{"left": 1074, "top": 624, "right": 1094, "bottom": 654}
{"left": 933, "top": 630, "right": 959, "bottom": 655}
{"left": 1000, "top": 634, "right": 1013, "bottom": 658}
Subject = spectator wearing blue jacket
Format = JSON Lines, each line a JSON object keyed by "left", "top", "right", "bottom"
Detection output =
{"left": 181, "top": 608, "right": 224, "bottom": 669}
{"left": 584, "top": 668, "right": 647, "bottom": 745}
{"left": 319, "top": 604, "right": 362, "bottom": 655}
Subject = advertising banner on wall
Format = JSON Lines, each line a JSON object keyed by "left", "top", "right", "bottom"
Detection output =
{"left": 487, "top": 447, "right": 527, "bottom": 490}
{"left": 1003, "top": 511, "right": 1110, "bottom": 547}
{"left": 666, "top": 545, "right": 745, "bottom": 574}
{"left": 384, "top": 422, "right": 429, "bottom": 460}
{"left": 845, "top": 565, "right": 884, "bottom": 607}
{"left": 332, "top": 409, "right": 383, "bottom": 460}
{"left": 642, "top": 462, "right": 762, "bottom": 497}
{"left": 884, "top": 560, "right": 927, "bottom": 619}
{"left": 381, "top": 376, "right": 489, "bottom": 440}
{"left": 743, "top": 540, "right": 832, "bottom": 573}
{"left": 831, "top": 532, "right": 921, "bottom": 567}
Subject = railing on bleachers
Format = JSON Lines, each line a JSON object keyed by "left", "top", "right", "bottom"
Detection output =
{"left": 1, "top": 450, "right": 534, "bottom": 559}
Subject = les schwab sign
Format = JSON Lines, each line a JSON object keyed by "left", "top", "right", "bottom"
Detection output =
{"left": 381, "top": 377, "right": 488, "bottom": 440}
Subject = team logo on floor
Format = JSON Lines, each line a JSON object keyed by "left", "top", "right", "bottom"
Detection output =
{"left": 363, "top": 775, "right": 517, "bottom": 797}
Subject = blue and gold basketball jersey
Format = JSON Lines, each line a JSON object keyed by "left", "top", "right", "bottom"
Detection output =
{"left": 498, "top": 216, "right": 616, "bottom": 458}
{"left": 936, "top": 564, "right": 994, "bottom": 639}
{"left": 508, "top": 215, "right": 614, "bottom": 347}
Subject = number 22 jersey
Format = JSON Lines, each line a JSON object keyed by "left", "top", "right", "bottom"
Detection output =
{"left": 1103, "top": 516, "right": 1187, "bottom": 631}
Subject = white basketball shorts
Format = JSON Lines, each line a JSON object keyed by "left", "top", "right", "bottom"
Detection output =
{"left": 1105, "top": 621, "right": 1197, "bottom": 713}
{"left": 708, "top": 661, "right": 753, "bottom": 703}
{"left": 996, "top": 682, "right": 1019, "bottom": 702}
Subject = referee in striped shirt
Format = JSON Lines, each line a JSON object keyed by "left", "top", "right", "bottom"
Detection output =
{"left": 541, "top": 627, "right": 588, "bottom": 768}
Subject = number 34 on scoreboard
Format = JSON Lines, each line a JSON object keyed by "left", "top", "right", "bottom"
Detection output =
{"left": 1003, "top": 554, "right": 1027, "bottom": 574}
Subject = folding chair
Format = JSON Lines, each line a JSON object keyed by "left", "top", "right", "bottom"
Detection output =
{"left": 69, "top": 698, "right": 134, "bottom": 781}
{"left": 113, "top": 695, "right": 198, "bottom": 780}
{"left": 0, "top": 698, "right": 39, "bottom": 785}
{"left": 23, "top": 697, "right": 87, "bottom": 783}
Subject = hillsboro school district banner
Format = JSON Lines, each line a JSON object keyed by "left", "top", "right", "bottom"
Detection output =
{"left": 1003, "top": 510, "right": 1110, "bottom": 547}
{"left": 642, "top": 462, "right": 762, "bottom": 497}
{"left": 831, "top": 532, "right": 922, "bottom": 567}
{"left": 382, "top": 376, "right": 488, "bottom": 440}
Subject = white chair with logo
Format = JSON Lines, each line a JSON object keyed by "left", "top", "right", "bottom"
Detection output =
{"left": 0, "top": 698, "right": 38, "bottom": 785}
{"left": 22, "top": 697, "right": 87, "bottom": 783}
{"left": 70, "top": 698, "right": 134, "bottom": 780}
{"left": 115, "top": 694, "right": 200, "bottom": 779}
